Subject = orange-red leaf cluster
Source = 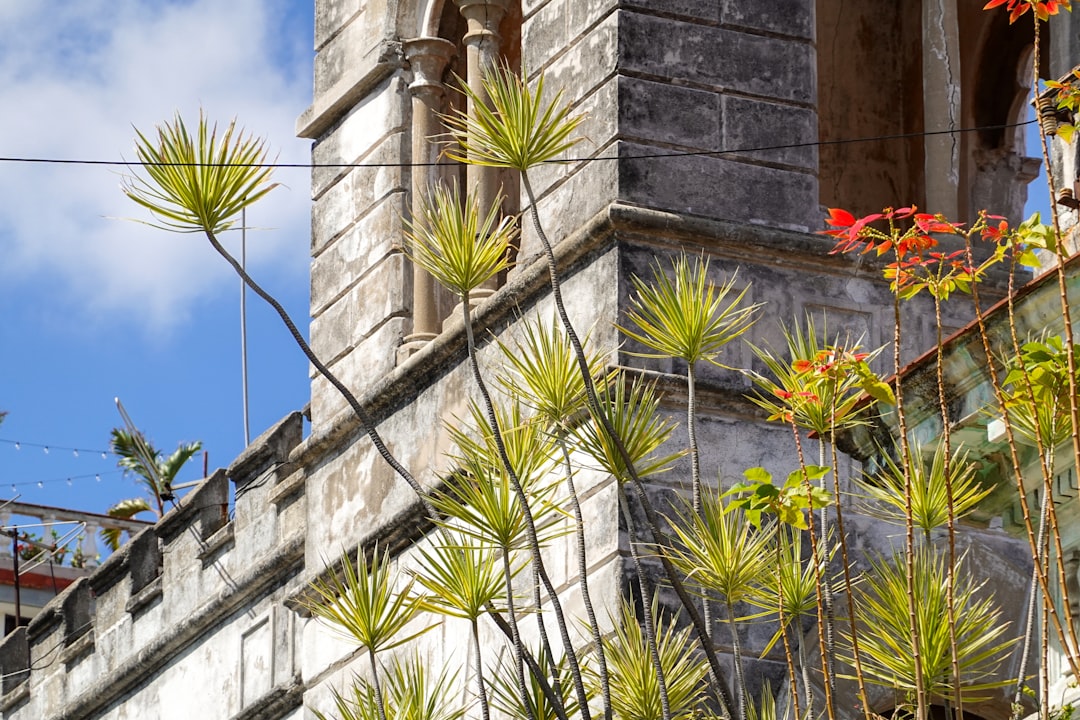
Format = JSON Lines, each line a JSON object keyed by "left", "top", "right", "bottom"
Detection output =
{"left": 983, "top": 0, "right": 1071, "bottom": 23}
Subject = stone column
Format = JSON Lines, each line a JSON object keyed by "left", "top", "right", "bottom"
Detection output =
{"left": 923, "top": 0, "right": 962, "bottom": 219}
{"left": 79, "top": 522, "right": 100, "bottom": 568}
{"left": 400, "top": 37, "right": 456, "bottom": 362}
{"left": 457, "top": 0, "right": 511, "bottom": 301}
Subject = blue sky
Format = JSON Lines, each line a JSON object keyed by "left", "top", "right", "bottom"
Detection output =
{"left": 0, "top": 1, "right": 315, "bottom": 520}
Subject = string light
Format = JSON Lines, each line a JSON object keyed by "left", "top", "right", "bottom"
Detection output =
{"left": 6, "top": 471, "right": 122, "bottom": 492}
{"left": 0, "top": 438, "right": 111, "bottom": 457}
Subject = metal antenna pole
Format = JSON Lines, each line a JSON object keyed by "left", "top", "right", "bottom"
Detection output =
{"left": 10, "top": 530, "right": 20, "bottom": 628}
{"left": 241, "top": 206, "right": 251, "bottom": 447}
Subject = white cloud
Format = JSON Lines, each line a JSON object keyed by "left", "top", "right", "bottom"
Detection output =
{"left": 0, "top": 0, "right": 312, "bottom": 336}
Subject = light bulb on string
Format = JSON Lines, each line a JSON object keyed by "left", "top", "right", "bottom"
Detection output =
{"left": 95, "top": 474, "right": 101, "bottom": 482}
{"left": 14, "top": 442, "right": 19, "bottom": 450}
{"left": 66, "top": 478, "right": 72, "bottom": 486}
{"left": 72, "top": 450, "right": 78, "bottom": 458}
{"left": 36, "top": 481, "right": 43, "bottom": 488}
{"left": 101, "top": 452, "right": 106, "bottom": 460}
{"left": 42, "top": 446, "right": 48, "bottom": 455}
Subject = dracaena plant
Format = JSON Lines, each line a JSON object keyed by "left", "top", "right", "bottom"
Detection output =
{"left": 447, "top": 66, "right": 737, "bottom": 716}
{"left": 301, "top": 545, "right": 429, "bottom": 720}
{"left": 314, "top": 654, "right": 463, "bottom": 720}
{"left": 495, "top": 317, "right": 614, "bottom": 712}
{"left": 406, "top": 172, "right": 592, "bottom": 720}
{"left": 592, "top": 596, "right": 710, "bottom": 720}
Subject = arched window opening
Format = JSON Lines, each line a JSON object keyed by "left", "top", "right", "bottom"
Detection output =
{"left": 400, "top": 1, "right": 522, "bottom": 361}
{"left": 816, "top": 0, "right": 925, "bottom": 219}
{"left": 959, "top": 3, "right": 1041, "bottom": 224}
{"left": 816, "top": 0, "right": 1039, "bottom": 226}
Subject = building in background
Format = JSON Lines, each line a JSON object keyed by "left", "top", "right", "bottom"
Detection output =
{"left": 0, "top": 1, "right": 1072, "bottom": 718}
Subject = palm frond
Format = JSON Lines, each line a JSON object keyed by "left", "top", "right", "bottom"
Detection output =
{"left": 412, "top": 536, "right": 514, "bottom": 620}
{"left": 857, "top": 441, "right": 993, "bottom": 537}
{"left": 443, "top": 65, "right": 585, "bottom": 171}
{"left": 160, "top": 441, "right": 203, "bottom": 487}
{"left": 843, "top": 546, "right": 1017, "bottom": 702}
{"left": 620, "top": 255, "right": 758, "bottom": 367}
{"left": 433, "top": 402, "right": 565, "bottom": 550}
{"left": 301, "top": 545, "right": 427, "bottom": 653}
{"left": 316, "top": 655, "right": 463, "bottom": 720}
{"left": 664, "top": 493, "right": 775, "bottom": 606}
{"left": 101, "top": 497, "right": 154, "bottom": 551}
{"left": 403, "top": 182, "right": 515, "bottom": 298}
{"left": 592, "top": 596, "right": 708, "bottom": 720}
{"left": 496, "top": 316, "right": 609, "bottom": 426}
{"left": 122, "top": 112, "right": 278, "bottom": 235}
{"left": 572, "top": 372, "right": 684, "bottom": 482}
{"left": 491, "top": 645, "right": 583, "bottom": 720}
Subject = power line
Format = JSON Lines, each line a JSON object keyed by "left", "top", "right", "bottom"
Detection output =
{"left": 0, "top": 120, "right": 1037, "bottom": 170}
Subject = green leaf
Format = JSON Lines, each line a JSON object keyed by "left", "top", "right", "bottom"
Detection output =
{"left": 743, "top": 467, "right": 772, "bottom": 483}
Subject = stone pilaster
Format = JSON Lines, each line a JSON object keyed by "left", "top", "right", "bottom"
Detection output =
{"left": 400, "top": 37, "right": 456, "bottom": 362}
{"left": 456, "top": 0, "right": 511, "bottom": 297}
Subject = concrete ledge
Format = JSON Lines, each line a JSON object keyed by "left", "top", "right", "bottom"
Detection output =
{"left": 296, "top": 39, "right": 403, "bottom": 139}
{"left": 229, "top": 675, "right": 305, "bottom": 720}
{"left": 156, "top": 469, "right": 229, "bottom": 543}
{"left": 0, "top": 678, "right": 28, "bottom": 713}
{"left": 125, "top": 575, "right": 162, "bottom": 616}
{"left": 227, "top": 412, "right": 304, "bottom": 488}
{"left": 59, "top": 627, "right": 94, "bottom": 667}
{"left": 197, "top": 522, "right": 235, "bottom": 562}
{"left": 268, "top": 469, "right": 307, "bottom": 506}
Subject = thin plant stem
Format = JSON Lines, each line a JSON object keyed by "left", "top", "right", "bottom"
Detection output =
{"left": 932, "top": 292, "right": 963, "bottom": 720}
{"left": 473, "top": 618, "right": 493, "bottom": 720}
{"left": 460, "top": 298, "right": 592, "bottom": 720}
{"left": 828, "top": 431, "right": 872, "bottom": 720}
{"left": 501, "top": 545, "right": 535, "bottom": 720}
{"left": 817, "top": 440, "right": 837, "bottom": 694}
{"left": 368, "top": 649, "right": 389, "bottom": 720}
{"left": 533, "top": 563, "right": 567, "bottom": 715}
{"left": 522, "top": 169, "right": 736, "bottom": 720}
{"left": 789, "top": 419, "right": 835, "bottom": 720}
{"left": 727, "top": 598, "right": 748, "bottom": 720}
{"left": 890, "top": 274, "right": 927, "bottom": 720}
{"left": 1012, "top": 482, "right": 1050, "bottom": 719}
{"left": 1033, "top": 13, "right": 1080, "bottom": 664}
{"left": 557, "top": 437, "right": 613, "bottom": 720}
{"left": 776, "top": 537, "right": 802, "bottom": 720}
{"left": 689, "top": 364, "right": 715, "bottom": 646}
{"left": 797, "top": 627, "right": 814, "bottom": 715}
{"left": 203, "top": 230, "right": 434, "bottom": 518}
{"left": 617, "top": 486, "right": 674, "bottom": 720}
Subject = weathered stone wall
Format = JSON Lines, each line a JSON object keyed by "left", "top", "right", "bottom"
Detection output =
{"left": 0, "top": 415, "right": 306, "bottom": 719}
{"left": 0, "top": 1, "right": 1044, "bottom": 718}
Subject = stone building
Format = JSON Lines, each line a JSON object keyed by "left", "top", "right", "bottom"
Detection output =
{"left": 0, "top": 1, "right": 1066, "bottom": 718}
